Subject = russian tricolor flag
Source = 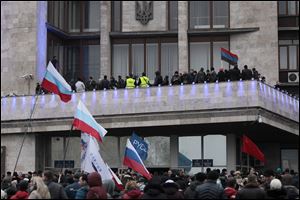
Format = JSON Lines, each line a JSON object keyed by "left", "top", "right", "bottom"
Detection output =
{"left": 123, "top": 139, "right": 152, "bottom": 180}
{"left": 221, "top": 48, "right": 238, "bottom": 65}
{"left": 41, "top": 61, "right": 72, "bottom": 102}
{"left": 73, "top": 100, "right": 107, "bottom": 143}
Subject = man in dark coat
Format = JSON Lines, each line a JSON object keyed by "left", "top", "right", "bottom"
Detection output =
{"left": 43, "top": 170, "right": 68, "bottom": 199}
{"left": 242, "top": 65, "right": 253, "bottom": 80}
{"left": 153, "top": 71, "right": 163, "bottom": 86}
{"left": 162, "top": 180, "right": 184, "bottom": 199}
{"left": 141, "top": 177, "right": 167, "bottom": 199}
{"left": 86, "top": 172, "right": 107, "bottom": 199}
{"left": 236, "top": 174, "right": 266, "bottom": 199}
{"left": 184, "top": 172, "right": 206, "bottom": 199}
{"left": 194, "top": 170, "right": 226, "bottom": 199}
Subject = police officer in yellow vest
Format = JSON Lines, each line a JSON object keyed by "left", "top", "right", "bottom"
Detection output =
{"left": 138, "top": 72, "right": 150, "bottom": 88}
{"left": 126, "top": 73, "right": 136, "bottom": 89}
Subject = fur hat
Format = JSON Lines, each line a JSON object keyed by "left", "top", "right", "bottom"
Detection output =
{"left": 270, "top": 179, "right": 282, "bottom": 190}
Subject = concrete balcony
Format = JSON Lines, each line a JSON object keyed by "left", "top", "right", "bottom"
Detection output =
{"left": 1, "top": 81, "right": 299, "bottom": 135}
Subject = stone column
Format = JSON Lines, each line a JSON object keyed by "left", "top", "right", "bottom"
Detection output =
{"left": 100, "top": 1, "right": 111, "bottom": 78}
{"left": 170, "top": 135, "right": 179, "bottom": 169}
{"left": 227, "top": 134, "right": 236, "bottom": 171}
{"left": 178, "top": 1, "right": 188, "bottom": 73}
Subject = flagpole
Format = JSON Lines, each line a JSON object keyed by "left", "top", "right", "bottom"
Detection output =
{"left": 13, "top": 88, "right": 41, "bottom": 173}
{"left": 61, "top": 124, "right": 73, "bottom": 174}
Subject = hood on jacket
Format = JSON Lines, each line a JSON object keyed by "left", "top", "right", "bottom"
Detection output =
{"left": 88, "top": 172, "right": 103, "bottom": 187}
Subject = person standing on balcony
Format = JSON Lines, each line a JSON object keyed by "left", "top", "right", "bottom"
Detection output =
{"left": 126, "top": 73, "right": 136, "bottom": 89}
{"left": 138, "top": 72, "right": 150, "bottom": 88}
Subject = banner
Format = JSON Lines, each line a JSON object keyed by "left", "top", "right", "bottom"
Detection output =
{"left": 81, "top": 132, "right": 112, "bottom": 181}
{"left": 129, "top": 132, "right": 148, "bottom": 161}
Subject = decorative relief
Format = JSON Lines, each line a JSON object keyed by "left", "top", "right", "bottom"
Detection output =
{"left": 136, "top": 1, "right": 153, "bottom": 25}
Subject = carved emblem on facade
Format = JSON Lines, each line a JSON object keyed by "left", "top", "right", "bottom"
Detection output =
{"left": 136, "top": 1, "right": 153, "bottom": 25}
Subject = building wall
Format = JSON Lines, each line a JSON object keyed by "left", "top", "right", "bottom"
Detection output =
{"left": 122, "top": 1, "right": 167, "bottom": 32}
{"left": 1, "top": 134, "right": 36, "bottom": 173}
{"left": 230, "top": 1, "right": 279, "bottom": 86}
{"left": 1, "top": 1, "right": 38, "bottom": 96}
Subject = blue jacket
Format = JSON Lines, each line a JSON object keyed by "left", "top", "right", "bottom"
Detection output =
{"left": 75, "top": 186, "right": 89, "bottom": 199}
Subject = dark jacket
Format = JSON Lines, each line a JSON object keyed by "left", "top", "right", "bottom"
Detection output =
{"left": 194, "top": 180, "right": 226, "bottom": 199}
{"left": 283, "top": 185, "right": 299, "bottom": 199}
{"left": 266, "top": 189, "right": 287, "bottom": 199}
{"left": 45, "top": 181, "right": 68, "bottom": 199}
{"left": 242, "top": 69, "right": 253, "bottom": 80}
{"left": 184, "top": 181, "right": 203, "bottom": 199}
{"left": 218, "top": 71, "right": 226, "bottom": 82}
{"left": 153, "top": 75, "right": 163, "bottom": 86}
{"left": 171, "top": 74, "right": 181, "bottom": 85}
{"left": 75, "top": 186, "right": 89, "bottom": 199}
{"left": 65, "top": 182, "right": 81, "bottom": 199}
{"left": 87, "top": 172, "right": 107, "bottom": 199}
{"left": 230, "top": 67, "right": 241, "bottom": 81}
{"left": 141, "top": 182, "right": 167, "bottom": 199}
{"left": 99, "top": 79, "right": 110, "bottom": 90}
{"left": 236, "top": 183, "right": 266, "bottom": 199}
{"left": 195, "top": 71, "right": 206, "bottom": 83}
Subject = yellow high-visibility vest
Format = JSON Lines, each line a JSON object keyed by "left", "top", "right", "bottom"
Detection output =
{"left": 140, "top": 76, "right": 149, "bottom": 87}
{"left": 126, "top": 78, "right": 135, "bottom": 88}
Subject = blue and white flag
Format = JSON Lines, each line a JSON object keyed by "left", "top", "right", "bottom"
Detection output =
{"left": 80, "top": 132, "right": 112, "bottom": 181}
{"left": 129, "top": 132, "right": 148, "bottom": 161}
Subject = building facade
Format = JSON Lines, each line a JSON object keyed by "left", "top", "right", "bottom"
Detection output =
{"left": 1, "top": 1, "right": 299, "bottom": 175}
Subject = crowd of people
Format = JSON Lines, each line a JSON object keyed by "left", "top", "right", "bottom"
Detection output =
{"left": 1, "top": 167, "right": 298, "bottom": 199}
{"left": 36, "top": 65, "right": 265, "bottom": 94}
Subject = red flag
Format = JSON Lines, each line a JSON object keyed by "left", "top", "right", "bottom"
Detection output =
{"left": 242, "top": 135, "right": 265, "bottom": 162}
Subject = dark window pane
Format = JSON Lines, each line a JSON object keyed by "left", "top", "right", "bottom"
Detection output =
{"left": 190, "top": 42, "right": 210, "bottom": 71}
{"left": 83, "top": 45, "right": 101, "bottom": 81}
{"left": 64, "top": 46, "right": 80, "bottom": 83}
{"left": 68, "top": 1, "right": 80, "bottom": 32}
{"left": 112, "top": 1, "right": 121, "bottom": 32}
{"left": 169, "top": 1, "right": 178, "bottom": 30}
{"left": 84, "top": 1, "right": 100, "bottom": 32}
{"left": 279, "top": 1, "right": 286, "bottom": 15}
{"left": 213, "top": 1, "right": 228, "bottom": 28}
{"left": 190, "top": 1, "right": 209, "bottom": 29}
{"left": 289, "top": 46, "right": 297, "bottom": 70}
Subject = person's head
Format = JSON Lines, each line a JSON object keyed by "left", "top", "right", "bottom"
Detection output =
{"left": 89, "top": 76, "right": 93, "bottom": 80}
{"left": 79, "top": 174, "right": 88, "bottom": 186}
{"left": 219, "top": 68, "right": 224, "bottom": 72}
{"left": 247, "top": 174, "right": 258, "bottom": 184}
{"left": 167, "top": 170, "right": 172, "bottom": 177}
{"left": 155, "top": 71, "right": 161, "bottom": 76}
{"left": 210, "top": 67, "right": 215, "bottom": 71}
{"left": 206, "top": 168, "right": 211, "bottom": 174}
{"left": 264, "top": 169, "right": 274, "bottom": 183}
{"left": 195, "top": 172, "right": 206, "bottom": 182}
{"left": 281, "top": 174, "right": 293, "bottom": 186}
{"left": 88, "top": 172, "right": 103, "bottom": 187}
{"left": 252, "top": 68, "right": 256, "bottom": 71}
{"left": 129, "top": 73, "right": 133, "bottom": 78}
{"left": 227, "top": 177, "right": 237, "bottom": 188}
{"left": 43, "top": 170, "right": 53, "bottom": 182}
{"left": 142, "top": 72, "right": 146, "bottom": 76}
{"left": 104, "top": 75, "right": 107, "bottom": 80}
{"left": 125, "top": 180, "right": 139, "bottom": 191}
{"left": 200, "top": 67, "right": 204, "bottom": 72}
{"left": 244, "top": 65, "right": 248, "bottom": 69}
{"left": 18, "top": 180, "right": 28, "bottom": 191}
{"left": 118, "top": 75, "right": 122, "bottom": 79}
{"left": 6, "top": 171, "right": 12, "bottom": 176}
{"left": 174, "top": 71, "right": 179, "bottom": 75}
{"left": 207, "top": 170, "right": 219, "bottom": 181}
{"left": 270, "top": 178, "right": 282, "bottom": 190}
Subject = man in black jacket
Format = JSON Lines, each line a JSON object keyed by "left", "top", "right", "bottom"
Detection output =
{"left": 194, "top": 170, "right": 226, "bottom": 199}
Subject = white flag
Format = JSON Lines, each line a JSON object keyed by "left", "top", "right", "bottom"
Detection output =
{"left": 81, "top": 132, "right": 112, "bottom": 181}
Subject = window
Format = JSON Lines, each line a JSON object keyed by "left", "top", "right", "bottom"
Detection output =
{"left": 189, "top": 1, "right": 229, "bottom": 29}
{"left": 279, "top": 40, "right": 299, "bottom": 70}
{"left": 190, "top": 42, "right": 211, "bottom": 71}
{"left": 146, "top": 43, "right": 159, "bottom": 80}
{"left": 161, "top": 43, "right": 178, "bottom": 80}
{"left": 189, "top": 37, "right": 229, "bottom": 72}
{"left": 48, "top": 1, "right": 101, "bottom": 33}
{"left": 83, "top": 1, "right": 100, "bottom": 32}
{"left": 278, "top": 1, "right": 299, "bottom": 16}
{"left": 112, "top": 44, "right": 129, "bottom": 79}
{"left": 132, "top": 44, "right": 145, "bottom": 77}
{"left": 112, "top": 1, "right": 122, "bottom": 32}
{"left": 169, "top": 1, "right": 178, "bottom": 31}
{"left": 213, "top": 1, "right": 229, "bottom": 28}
